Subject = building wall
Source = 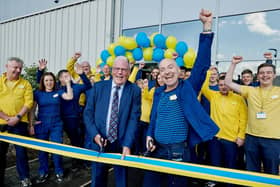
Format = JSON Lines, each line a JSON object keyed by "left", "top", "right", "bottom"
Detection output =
{"left": 0, "top": 0, "right": 121, "bottom": 74}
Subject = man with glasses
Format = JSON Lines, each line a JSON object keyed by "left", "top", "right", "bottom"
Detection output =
{"left": 84, "top": 56, "right": 141, "bottom": 187}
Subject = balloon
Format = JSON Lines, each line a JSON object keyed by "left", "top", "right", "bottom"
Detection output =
{"left": 175, "top": 57, "right": 184, "bottom": 67}
{"left": 95, "top": 58, "right": 103, "bottom": 66}
{"left": 101, "top": 50, "right": 110, "bottom": 62}
{"left": 176, "top": 41, "right": 188, "bottom": 57}
{"left": 114, "top": 45, "right": 126, "bottom": 56}
{"left": 100, "top": 62, "right": 107, "bottom": 68}
{"left": 136, "top": 32, "right": 150, "bottom": 47}
{"left": 125, "top": 51, "right": 134, "bottom": 63}
{"left": 183, "top": 48, "right": 196, "bottom": 68}
{"left": 166, "top": 36, "right": 177, "bottom": 49}
{"left": 143, "top": 47, "right": 153, "bottom": 61}
{"left": 152, "top": 48, "right": 164, "bottom": 62}
{"left": 153, "top": 34, "right": 166, "bottom": 49}
{"left": 118, "top": 36, "right": 127, "bottom": 46}
{"left": 106, "top": 56, "right": 115, "bottom": 67}
{"left": 149, "top": 32, "right": 158, "bottom": 47}
{"left": 122, "top": 37, "right": 137, "bottom": 50}
{"left": 164, "top": 48, "right": 176, "bottom": 59}
{"left": 132, "top": 48, "right": 143, "bottom": 61}
{"left": 108, "top": 43, "right": 116, "bottom": 55}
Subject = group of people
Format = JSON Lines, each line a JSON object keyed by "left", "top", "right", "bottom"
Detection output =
{"left": 0, "top": 8, "right": 279, "bottom": 187}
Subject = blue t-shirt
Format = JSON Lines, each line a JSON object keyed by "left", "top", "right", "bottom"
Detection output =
{"left": 155, "top": 89, "right": 188, "bottom": 144}
{"left": 34, "top": 90, "right": 63, "bottom": 120}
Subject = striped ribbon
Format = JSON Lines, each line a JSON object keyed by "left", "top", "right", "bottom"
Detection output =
{"left": 0, "top": 132, "right": 279, "bottom": 186}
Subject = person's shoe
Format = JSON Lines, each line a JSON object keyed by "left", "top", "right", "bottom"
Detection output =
{"left": 56, "top": 173, "right": 64, "bottom": 183}
{"left": 35, "top": 173, "right": 48, "bottom": 184}
{"left": 20, "top": 178, "right": 32, "bottom": 187}
{"left": 205, "top": 181, "right": 217, "bottom": 187}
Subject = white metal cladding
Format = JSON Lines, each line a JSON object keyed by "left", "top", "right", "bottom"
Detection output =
{"left": 0, "top": 0, "right": 121, "bottom": 74}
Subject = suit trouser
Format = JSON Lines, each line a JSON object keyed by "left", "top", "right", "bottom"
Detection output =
{"left": 91, "top": 141, "right": 127, "bottom": 187}
{"left": 62, "top": 117, "right": 82, "bottom": 147}
{"left": 0, "top": 122, "right": 30, "bottom": 186}
{"left": 245, "top": 134, "right": 280, "bottom": 175}
{"left": 143, "top": 141, "right": 190, "bottom": 187}
{"left": 34, "top": 120, "right": 64, "bottom": 175}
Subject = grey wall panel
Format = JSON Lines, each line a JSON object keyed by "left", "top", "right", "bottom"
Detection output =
{"left": 0, "top": 0, "right": 121, "bottom": 74}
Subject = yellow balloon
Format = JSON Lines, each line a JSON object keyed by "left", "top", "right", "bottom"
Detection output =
{"left": 125, "top": 51, "right": 134, "bottom": 62}
{"left": 108, "top": 43, "right": 116, "bottom": 56}
{"left": 96, "top": 58, "right": 103, "bottom": 66}
{"left": 118, "top": 36, "right": 127, "bottom": 46}
{"left": 149, "top": 32, "right": 158, "bottom": 47}
{"left": 166, "top": 36, "right": 177, "bottom": 49}
{"left": 164, "top": 48, "right": 176, "bottom": 59}
{"left": 143, "top": 47, "right": 153, "bottom": 61}
{"left": 183, "top": 48, "right": 196, "bottom": 68}
{"left": 123, "top": 37, "right": 137, "bottom": 50}
{"left": 106, "top": 56, "right": 115, "bottom": 67}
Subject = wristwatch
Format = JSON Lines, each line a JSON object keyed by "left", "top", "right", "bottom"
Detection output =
{"left": 16, "top": 114, "right": 22, "bottom": 120}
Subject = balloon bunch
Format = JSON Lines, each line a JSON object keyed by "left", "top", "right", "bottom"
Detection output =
{"left": 96, "top": 32, "right": 196, "bottom": 68}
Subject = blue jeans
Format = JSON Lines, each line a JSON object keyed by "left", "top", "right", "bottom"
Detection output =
{"left": 143, "top": 141, "right": 190, "bottom": 187}
{"left": 0, "top": 122, "right": 30, "bottom": 185}
{"left": 34, "top": 119, "right": 64, "bottom": 175}
{"left": 245, "top": 134, "right": 280, "bottom": 175}
{"left": 208, "top": 137, "right": 238, "bottom": 169}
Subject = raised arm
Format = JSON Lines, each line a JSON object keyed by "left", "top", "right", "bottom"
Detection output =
{"left": 66, "top": 52, "right": 81, "bottom": 80}
{"left": 36, "top": 59, "right": 47, "bottom": 83}
{"left": 61, "top": 75, "right": 73, "bottom": 100}
{"left": 225, "top": 56, "right": 243, "bottom": 94}
{"left": 188, "top": 9, "right": 214, "bottom": 94}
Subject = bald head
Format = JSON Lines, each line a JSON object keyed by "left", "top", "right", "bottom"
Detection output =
{"left": 159, "top": 58, "right": 180, "bottom": 90}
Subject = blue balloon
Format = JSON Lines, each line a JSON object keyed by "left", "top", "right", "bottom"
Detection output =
{"left": 175, "top": 57, "right": 184, "bottom": 67}
{"left": 136, "top": 32, "right": 150, "bottom": 47}
{"left": 101, "top": 50, "right": 110, "bottom": 62}
{"left": 100, "top": 62, "right": 107, "bottom": 68}
{"left": 153, "top": 34, "right": 166, "bottom": 49}
{"left": 176, "top": 41, "right": 188, "bottom": 57}
{"left": 132, "top": 48, "right": 143, "bottom": 61}
{"left": 114, "top": 45, "right": 126, "bottom": 56}
{"left": 152, "top": 48, "right": 164, "bottom": 62}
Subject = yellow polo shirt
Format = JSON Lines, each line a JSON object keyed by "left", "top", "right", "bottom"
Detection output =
{"left": 201, "top": 71, "right": 247, "bottom": 142}
{"left": 241, "top": 86, "right": 280, "bottom": 139}
{"left": 0, "top": 73, "right": 33, "bottom": 124}
{"left": 140, "top": 87, "right": 155, "bottom": 123}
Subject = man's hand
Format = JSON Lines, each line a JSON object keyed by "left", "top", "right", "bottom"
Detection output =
{"left": 264, "top": 52, "right": 272, "bottom": 60}
{"left": 146, "top": 136, "right": 156, "bottom": 152}
{"left": 236, "top": 138, "right": 244, "bottom": 147}
{"left": 121, "top": 146, "right": 131, "bottom": 160}
{"left": 38, "top": 59, "right": 47, "bottom": 71}
{"left": 73, "top": 52, "right": 81, "bottom": 60}
{"left": 94, "top": 134, "right": 107, "bottom": 147}
{"left": 29, "top": 125, "right": 35, "bottom": 136}
{"left": 75, "top": 63, "right": 83, "bottom": 75}
{"left": 172, "top": 52, "right": 178, "bottom": 59}
{"left": 143, "top": 79, "right": 149, "bottom": 88}
{"left": 199, "top": 9, "right": 212, "bottom": 32}
{"left": 7, "top": 116, "right": 20, "bottom": 126}
{"left": 232, "top": 56, "right": 243, "bottom": 65}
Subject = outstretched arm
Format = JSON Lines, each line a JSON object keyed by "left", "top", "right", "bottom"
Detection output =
{"left": 225, "top": 56, "right": 243, "bottom": 94}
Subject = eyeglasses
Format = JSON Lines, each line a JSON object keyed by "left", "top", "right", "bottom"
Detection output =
{"left": 112, "top": 67, "right": 129, "bottom": 72}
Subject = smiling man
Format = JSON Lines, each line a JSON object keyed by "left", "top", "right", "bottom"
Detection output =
{"left": 0, "top": 57, "right": 33, "bottom": 187}
{"left": 143, "top": 9, "right": 219, "bottom": 187}
{"left": 83, "top": 56, "right": 141, "bottom": 187}
{"left": 225, "top": 56, "right": 280, "bottom": 175}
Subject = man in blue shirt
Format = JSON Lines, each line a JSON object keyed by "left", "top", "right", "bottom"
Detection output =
{"left": 144, "top": 9, "right": 219, "bottom": 187}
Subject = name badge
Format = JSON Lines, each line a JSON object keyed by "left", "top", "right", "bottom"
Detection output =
{"left": 271, "top": 95, "right": 279, "bottom": 99}
{"left": 169, "top": 94, "right": 177, "bottom": 100}
{"left": 53, "top": 93, "right": 59, "bottom": 98}
{"left": 256, "top": 112, "right": 266, "bottom": 119}
{"left": 18, "top": 85, "right": 24, "bottom": 89}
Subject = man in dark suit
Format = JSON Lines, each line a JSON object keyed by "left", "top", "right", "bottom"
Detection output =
{"left": 84, "top": 56, "right": 141, "bottom": 187}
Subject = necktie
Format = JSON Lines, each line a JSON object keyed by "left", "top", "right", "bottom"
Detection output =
{"left": 108, "top": 86, "right": 120, "bottom": 143}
